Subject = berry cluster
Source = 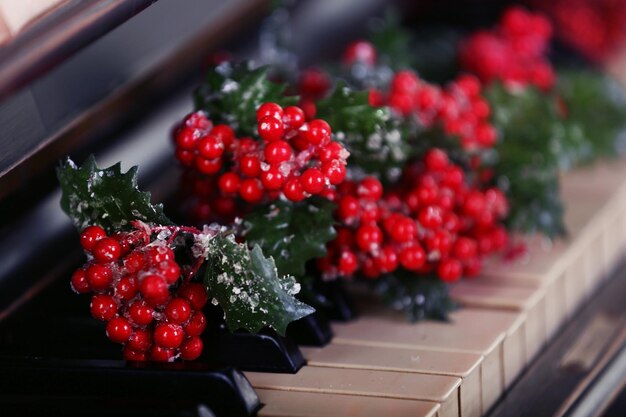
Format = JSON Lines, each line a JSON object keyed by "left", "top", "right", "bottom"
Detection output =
{"left": 318, "top": 149, "right": 509, "bottom": 282}
{"left": 379, "top": 70, "right": 497, "bottom": 150}
{"left": 71, "top": 225, "right": 208, "bottom": 362}
{"left": 459, "top": 6, "right": 554, "bottom": 91}
{"left": 538, "top": 0, "right": 626, "bottom": 63}
{"left": 174, "top": 104, "right": 349, "bottom": 210}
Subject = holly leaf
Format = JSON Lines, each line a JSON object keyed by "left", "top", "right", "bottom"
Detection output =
{"left": 243, "top": 198, "right": 336, "bottom": 278}
{"left": 374, "top": 270, "right": 457, "bottom": 322}
{"left": 56, "top": 156, "right": 173, "bottom": 233}
{"left": 316, "top": 84, "right": 410, "bottom": 181}
{"left": 204, "top": 234, "right": 315, "bottom": 335}
{"left": 194, "top": 62, "right": 297, "bottom": 137}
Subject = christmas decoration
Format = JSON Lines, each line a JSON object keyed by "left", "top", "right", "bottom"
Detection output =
{"left": 58, "top": 157, "right": 314, "bottom": 361}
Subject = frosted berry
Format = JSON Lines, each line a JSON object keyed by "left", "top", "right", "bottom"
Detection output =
{"left": 154, "top": 323, "right": 184, "bottom": 349}
{"left": 180, "top": 336, "right": 204, "bottom": 360}
{"left": 90, "top": 294, "right": 118, "bottom": 321}
{"left": 80, "top": 226, "right": 107, "bottom": 252}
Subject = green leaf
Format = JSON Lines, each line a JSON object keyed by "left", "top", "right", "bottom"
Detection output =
{"left": 194, "top": 62, "right": 298, "bottom": 137}
{"left": 316, "top": 84, "right": 411, "bottom": 181}
{"left": 56, "top": 156, "right": 173, "bottom": 233}
{"left": 484, "top": 83, "right": 583, "bottom": 238}
{"left": 557, "top": 69, "right": 626, "bottom": 160}
{"left": 204, "top": 235, "right": 315, "bottom": 335}
{"left": 243, "top": 198, "right": 336, "bottom": 278}
{"left": 374, "top": 270, "right": 457, "bottom": 322}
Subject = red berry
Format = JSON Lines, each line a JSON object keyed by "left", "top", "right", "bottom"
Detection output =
{"left": 218, "top": 172, "right": 241, "bottom": 194}
{"left": 184, "top": 311, "right": 207, "bottom": 337}
{"left": 197, "top": 134, "right": 224, "bottom": 159}
{"left": 282, "top": 106, "right": 305, "bottom": 129}
{"left": 178, "top": 283, "right": 208, "bottom": 309}
{"left": 282, "top": 178, "right": 305, "bottom": 202}
{"left": 139, "top": 274, "right": 170, "bottom": 305}
{"left": 106, "top": 317, "right": 132, "bottom": 343}
{"left": 165, "top": 298, "right": 192, "bottom": 324}
{"left": 357, "top": 177, "right": 383, "bottom": 200}
{"left": 302, "top": 120, "right": 331, "bottom": 145}
{"left": 355, "top": 224, "right": 383, "bottom": 252}
{"left": 261, "top": 166, "right": 285, "bottom": 190}
{"left": 115, "top": 275, "right": 137, "bottom": 301}
{"left": 90, "top": 294, "right": 118, "bottom": 321}
{"left": 300, "top": 168, "right": 325, "bottom": 194}
{"left": 453, "top": 237, "right": 477, "bottom": 261}
{"left": 175, "top": 149, "right": 195, "bottom": 166}
{"left": 239, "top": 178, "right": 264, "bottom": 203}
{"left": 374, "top": 246, "right": 399, "bottom": 273}
{"left": 264, "top": 140, "right": 292, "bottom": 164}
{"left": 92, "top": 237, "right": 122, "bottom": 263}
{"left": 438, "top": 258, "right": 463, "bottom": 282}
{"left": 343, "top": 40, "right": 377, "bottom": 66}
{"left": 123, "top": 347, "right": 147, "bottom": 361}
{"left": 180, "top": 337, "right": 204, "bottom": 360}
{"left": 239, "top": 155, "right": 261, "bottom": 177}
{"left": 184, "top": 111, "right": 211, "bottom": 130}
{"left": 160, "top": 261, "right": 181, "bottom": 285}
{"left": 258, "top": 116, "right": 285, "bottom": 142}
{"left": 336, "top": 195, "right": 360, "bottom": 221}
{"left": 319, "top": 142, "right": 344, "bottom": 162}
{"left": 337, "top": 250, "right": 358, "bottom": 275}
{"left": 211, "top": 125, "right": 235, "bottom": 149}
{"left": 86, "top": 264, "right": 113, "bottom": 292}
{"left": 419, "top": 206, "right": 443, "bottom": 229}
{"left": 175, "top": 127, "right": 197, "bottom": 150}
{"left": 391, "top": 70, "right": 420, "bottom": 93}
{"left": 399, "top": 245, "right": 426, "bottom": 271}
{"left": 322, "top": 161, "right": 346, "bottom": 185}
{"left": 150, "top": 346, "right": 175, "bottom": 362}
{"left": 154, "top": 323, "right": 184, "bottom": 349}
{"left": 71, "top": 269, "right": 90, "bottom": 293}
{"left": 129, "top": 301, "right": 154, "bottom": 326}
{"left": 80, "top": 226, "right": 107, "bottom": 252}
{"left": 424, "top": 149, "right": 449, "bottom": 171}
{"left": 128, "top": 329, "right": 152, "bottom": 352}
{"left": 256, "top": 102, "right": 283, "bottom": 121}
{"left": 195, "top": 157, "right": 222, "bottom": 175}
{"left": 389, "top": 217, "right": 417, "bottom": 243}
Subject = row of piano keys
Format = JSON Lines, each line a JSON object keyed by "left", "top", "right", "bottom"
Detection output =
{"left": 243, "top": 158, "right": 626, "bottom": 417}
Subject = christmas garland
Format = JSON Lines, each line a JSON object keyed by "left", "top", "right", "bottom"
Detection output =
{"left": 58, "top": 5, "right": 626, "bottom": 361}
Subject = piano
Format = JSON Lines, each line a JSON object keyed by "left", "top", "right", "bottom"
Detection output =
{"left": 2, "top": 1, "right": 626, "bottom": 416}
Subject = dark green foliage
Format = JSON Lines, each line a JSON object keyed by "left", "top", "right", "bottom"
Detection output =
{"left": 374, "top": 270, "right": 457, "bottom": 322}
{"left": 316, "top": 84, "right": 411, "bottom": 181}
{"left": 243, "top": 198, "right": 336, "bottom": 278}
{"left": 558, "top": 69, "right": 626, "bottom": 160}
{"left": 204, "top": 235, "right": 315, "bottom": 335}
{"left": 57, "top": 156, "right": 173, "bottom": 233}
{"left": 194, "top": 62, "right": 297, "bottom": 137}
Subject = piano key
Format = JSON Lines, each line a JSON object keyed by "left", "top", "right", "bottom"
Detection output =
{"left": 256, "top": 389, "right": 440, "bottom": 417}
{"left": 449, "top": 280, "right": 546, "bottom": 361}
{"left": 331, "top": 308, "right": 522, "bottom": 412}
{"left": 301, "top": 344, "right": 483, "bottom": 417}
{"left": 246, "top": 367, "right": 461, "bottom": 417}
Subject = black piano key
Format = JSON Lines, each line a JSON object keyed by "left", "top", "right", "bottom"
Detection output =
{"left": 0, "top": 356, "right": 260, "bottom": 417}
{"left": 286, "top": 309, "right": 333, "bottom": 347}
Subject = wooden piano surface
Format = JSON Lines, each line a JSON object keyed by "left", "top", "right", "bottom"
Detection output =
{"left": 245, "top": 159, "right": 626, "bottom": 417}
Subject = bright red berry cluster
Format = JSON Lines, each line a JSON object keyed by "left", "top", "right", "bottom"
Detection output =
{"left": 318, "top": 149, "right": 509, "bottom": 282}
{"left": 459, "top": 6, "right": 554, "bottom": 91}
{"left": 71, "top": 225, "right": 208, "bottom": 362}
{"left": 174, "top": 104, "right": 349, "bottom": 207}
{"left": 377, "top": 70, "right": 497, "bottom": 150}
